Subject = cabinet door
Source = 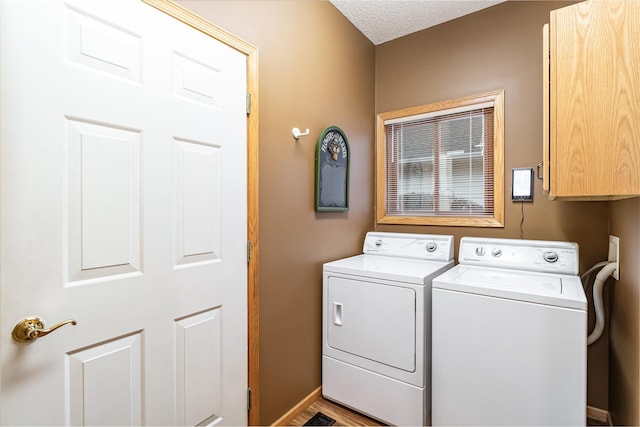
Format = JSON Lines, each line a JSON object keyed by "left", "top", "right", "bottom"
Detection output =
{"left": 549, "top": 0, "right": 640, "bottom": 199}
{"left": 542, "top": 23, "right": 550, "bottom": 194}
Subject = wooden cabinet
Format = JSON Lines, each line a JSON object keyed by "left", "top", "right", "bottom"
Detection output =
{"left": 543, "top": 0, "right": 640, "bottom": 200}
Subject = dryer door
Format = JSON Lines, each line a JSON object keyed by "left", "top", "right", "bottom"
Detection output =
{"left": 326, "top": 276, "right": 416, "bottom": 372}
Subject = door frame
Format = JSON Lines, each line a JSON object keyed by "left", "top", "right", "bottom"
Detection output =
{"left": 142, "top": 1, "right": 260, "bottom": 424}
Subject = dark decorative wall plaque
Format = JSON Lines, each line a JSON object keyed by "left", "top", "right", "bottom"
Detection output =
{"left": 315, "top": 126, "right": 350, "bottom": 211}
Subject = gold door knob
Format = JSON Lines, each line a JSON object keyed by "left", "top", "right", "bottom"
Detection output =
{"left": 12, "top": 317, "right": 77, "bottom": 343}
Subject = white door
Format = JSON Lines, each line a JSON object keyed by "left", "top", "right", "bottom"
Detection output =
{"left": 0, "top": 1, "right": 247, "bottom": 425}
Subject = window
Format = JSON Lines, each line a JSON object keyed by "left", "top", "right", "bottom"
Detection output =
{"left": 376, "top": 91, "right": 504, "bottom": 227}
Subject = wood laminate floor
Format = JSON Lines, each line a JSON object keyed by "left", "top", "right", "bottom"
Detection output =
{"left": 289, "top": 396, "right": 608, "bottom": 426}
{"left": 289, "top": 397, "right": 384, "bottom": 426}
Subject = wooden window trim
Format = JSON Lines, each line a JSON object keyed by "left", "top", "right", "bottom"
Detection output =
{"left": 376, "top": 90, "right": 504, "bottom": 227}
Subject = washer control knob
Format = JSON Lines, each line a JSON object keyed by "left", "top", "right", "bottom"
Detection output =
{"left": 475, "top": 246, "right": 486, "bottom": 256}
{"left": 543, "top": 251, "right": 559, "bottom": 263}
{"left": 491, "top": 248, "right": 502, "bottom": 257}
{"left": 375, "top": 239, "right": 383, "bottom": 247}
{"left": 425, "top": 242, "right": 437, "bottom": 252}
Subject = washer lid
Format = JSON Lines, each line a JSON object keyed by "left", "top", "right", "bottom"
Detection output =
{"left": 456, "top": 268, "right": 562, "bottom": 294}
{"left": 433, "top": 265, "right": 587, "bottom": 310}
{"left": 324, "top": 254, "right": 454, "bottom": 285}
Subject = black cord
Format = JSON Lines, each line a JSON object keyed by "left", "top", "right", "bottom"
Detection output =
{"left": 520, "top": 201, "right": 525, "bottom": 239}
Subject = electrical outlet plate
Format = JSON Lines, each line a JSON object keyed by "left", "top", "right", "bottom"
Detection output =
{"left": 608, "top": 235, "right": 620, "bottom": 280}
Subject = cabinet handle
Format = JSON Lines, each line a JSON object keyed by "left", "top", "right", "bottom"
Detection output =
{"left": 536, "top": 162, "right": 544, "bottom": 181}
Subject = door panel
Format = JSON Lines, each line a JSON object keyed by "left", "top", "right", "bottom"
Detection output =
{"left": 67, "top": 333, "right": 143, "bottom": 426}
{"left": 174, "top": 139, "right": 222, "bottom": 265}
{"left": 175, "top": 309, "right": 222, "bottom": 426}
{"left": 0, "top": 1, "right": 247, "bottom": 425}
{"left": 67, "top": 118, "right": 143, "bottom": 283}
{"left": 327, "top": 276, "right": 416, "bottom": 372}
{"left": 67, "top": 6, "right": 142, "bottom": 83}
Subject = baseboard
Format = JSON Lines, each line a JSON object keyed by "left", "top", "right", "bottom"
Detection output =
{"left": 587, "top": 405, "right": 612, "bottom": 426}
{"left": 271, "top": 386, "right": 322, "bottom": 426}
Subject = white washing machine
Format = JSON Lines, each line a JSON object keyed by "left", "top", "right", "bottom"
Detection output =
{"left": 432, "top": 237, "right": 587, "bottom": 426}
{"left": 322, "top": 232, "right": 454, "bottom": 426}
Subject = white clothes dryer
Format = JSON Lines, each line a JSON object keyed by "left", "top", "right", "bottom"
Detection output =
{"left": 322, "top": 232, "right": 454, "bottom": 426}
{"left": 432, "top": 237, "right": 587, "bottom": 426}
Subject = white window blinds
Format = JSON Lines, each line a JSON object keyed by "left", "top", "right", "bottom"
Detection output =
{"left": 384, "top": 106, "right": 494, "bottom": 217}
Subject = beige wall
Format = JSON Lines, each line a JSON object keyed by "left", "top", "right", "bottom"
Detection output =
{"left": 374, "top": 0, "right": 615, "bottom": 412}
{"left": 374, "top": 1, "right": 609, "bottom": 266}
{"left": 178, "top": 1, "right": 375, "bottom": 424}
{"left": 609, "top": 197, "right": 640, "bottom": 426}
{"left": 178, "top": 0, "right": 639, "bottom": 424}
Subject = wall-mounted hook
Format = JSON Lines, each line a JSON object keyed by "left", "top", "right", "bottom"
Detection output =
{"left": 292, "top": 127, "right": 310, "bottom": 140}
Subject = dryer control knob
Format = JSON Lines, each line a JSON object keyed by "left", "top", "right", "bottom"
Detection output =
{"left": 375, "top": 239, "right": 383, "bottom": 247}
{"left": 491, "top": 248, "right": 502, "bottom": 257}
{"left": 475, "top": 246, "right": 486, "bottom": 256}
{"left": 425, "top": 242, "right": 437, "bottom": 252}
{"left": 543, "top": 251, "right": 559, "bottom": 263}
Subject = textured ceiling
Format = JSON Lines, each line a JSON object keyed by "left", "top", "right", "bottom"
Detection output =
{"left": 329, "top": 0, "right": 506, "bottom": 45}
